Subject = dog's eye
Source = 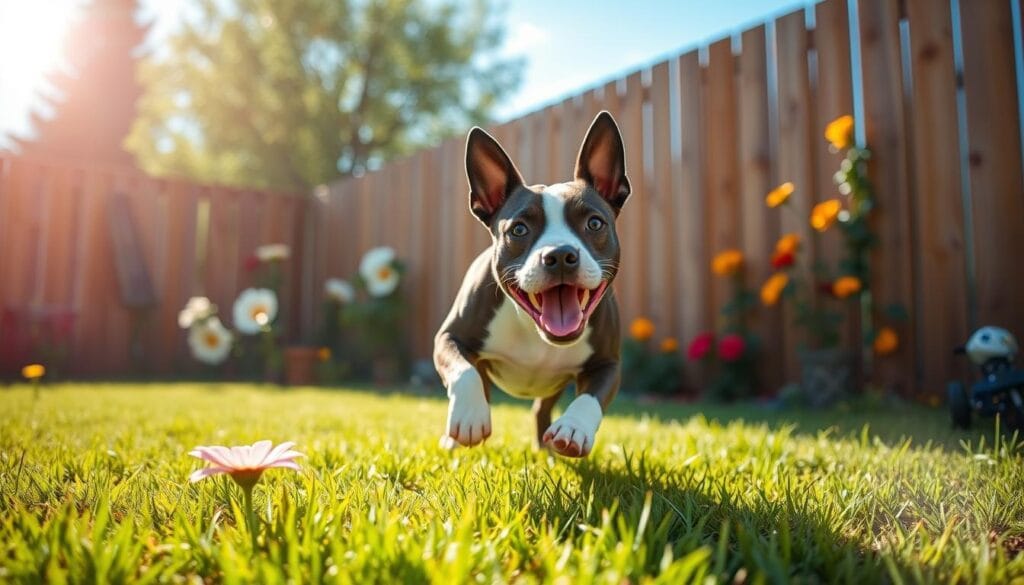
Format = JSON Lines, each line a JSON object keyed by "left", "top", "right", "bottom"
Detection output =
{"left": 587, "top": 216, "right": 605, "bottom": 231}
{"left": 510, "top": 222, "right": 529, "bottom": 237}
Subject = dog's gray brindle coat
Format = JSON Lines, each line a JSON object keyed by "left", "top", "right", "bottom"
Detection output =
{"left": 433, "top": 111, "right": 631, "bottom": 458}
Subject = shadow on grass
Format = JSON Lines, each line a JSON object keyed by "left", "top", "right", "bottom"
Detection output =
{"left": 521, "top": 453, "right": 912, "bottom": 583}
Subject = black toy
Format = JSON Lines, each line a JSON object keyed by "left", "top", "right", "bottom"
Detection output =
{"left": 948, "top": 326, "right": 1024, "bottom": 431}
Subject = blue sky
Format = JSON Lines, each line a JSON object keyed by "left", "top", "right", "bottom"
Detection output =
{"left": 0, "top": 0, "right": 820, "bottom": 146}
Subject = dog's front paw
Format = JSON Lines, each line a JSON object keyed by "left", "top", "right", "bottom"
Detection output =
{"left": 444, "top": 369, "right": 491, "bottom": 447}
{"left": 543, "top": 394, "right": 603, "bottom": 458}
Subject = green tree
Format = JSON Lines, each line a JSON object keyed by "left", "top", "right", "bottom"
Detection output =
{"left": 127, "top": 0, "right": 521, "bottom": 190}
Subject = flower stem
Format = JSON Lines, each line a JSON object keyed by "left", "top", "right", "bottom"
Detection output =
{"left": 242, "top": 485, "right": 258, "bottom": 552}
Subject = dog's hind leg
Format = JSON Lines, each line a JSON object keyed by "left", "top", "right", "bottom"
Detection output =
{"left": 532, "top": 388, "right": 565, "bottom": 449}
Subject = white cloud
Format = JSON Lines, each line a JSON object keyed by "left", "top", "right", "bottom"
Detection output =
{"left": 502, "top": 21, "right": 550, "bottom": 57}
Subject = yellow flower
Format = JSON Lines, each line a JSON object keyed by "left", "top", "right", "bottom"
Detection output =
{"left": 711, "top": 249, "right": 744, "bottom": 277}
{"left": 774, "top": 233, "right": 801, "bottom": 255}
{"left": 21, "top": 364, "right": 45, "bottom": 380}
{"left": 317, "top": 347, "right": 332, "bottom": 362}
{"left": 874, "top": 327, "right": 899, "bottom": 356}
{"left": 760, "top": 273, "right": 789, "bottom": 306}
{"left": 765, "top": 182, "right": 795, "bottom": 208}
{"left": 832, "top": 276, "right": 862, "bottom": 299}
{"left": 825, "top": 115, "right": 854, "bottom": 150}
{"left": 660, "top": 337, "right": 680, "bottom": 353}
{"left": 810, "top": 199, "right": 842, "bottom": 232}
{"left": 629, "top": 317, "right": 655, "bottom": 341}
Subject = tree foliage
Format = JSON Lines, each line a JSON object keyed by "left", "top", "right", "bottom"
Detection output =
{"left": 127, "top": 0, "right": 521, "bottom": 190}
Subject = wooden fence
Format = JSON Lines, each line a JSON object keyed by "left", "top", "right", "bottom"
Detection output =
{"left": 307, "top": 0, "right": 1024, "bottom": 396}
{"left": 0, "top": 156, "right": 306, "bottom": 377}
{"left": 2, "top": 0, "right": 1023, "bottom": 396}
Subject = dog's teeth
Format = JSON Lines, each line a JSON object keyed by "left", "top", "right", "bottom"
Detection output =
{"left": 580, "top": 289, "right": 590, "bottom": 308}
{"left": 528, "top": 292, "right": 542, "bottom": 311}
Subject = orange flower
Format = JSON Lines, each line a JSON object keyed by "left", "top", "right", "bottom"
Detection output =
{"left": 660, "top": 337, "right": 680, "bottom": 353}
{"left": 825, "top": 115, "right": 855, "bottom": 150}
{"left": 873, "top": 327, "right": 899, "bottom": 356}
{"left": 711, "top": 249, "right": 744, "bottom": 277}
{"left": 317, "top": 347, "right": 332, "bottom": 362}
{"left": 765, "top": 182, "right": 795, "bottom": 208}
{"left": 21, "top": 364, "right": 45, "bottom": 380}
{"left": 832, "top": 276, "right": 862, "bottom": 299}
{"left": 629, "top": 317, "right": 655, "bottom": 341}
{"left": 774, "top": 233, "right": 801, "bottom": 255}
{"left": 760, "top": 273, "right": 789, "bottom": 306}
{"left": 810, "top": 199, "right": 842, "bottom": 232}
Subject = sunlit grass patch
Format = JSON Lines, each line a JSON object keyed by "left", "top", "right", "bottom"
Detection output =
{"left": 0, "top": 383, "right": 1022, "bottom": 583}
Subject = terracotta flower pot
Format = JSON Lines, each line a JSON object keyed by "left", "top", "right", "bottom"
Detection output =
{"left": 798, "top": 347, "right": 856, "bottom": 407}
{"left": 284, "top": 346, "right": 319, "bottom": 386}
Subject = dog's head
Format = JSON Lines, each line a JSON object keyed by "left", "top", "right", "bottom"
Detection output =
{"left": 465, "top": 111, "right": 631, "bottom": 346}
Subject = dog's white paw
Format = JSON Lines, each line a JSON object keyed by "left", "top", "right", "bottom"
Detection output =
{"left": 543, "top": 394, "right": 603, "bottom": 458}
{"left": 444, "top": 368, "right": 491, "bottom": 447}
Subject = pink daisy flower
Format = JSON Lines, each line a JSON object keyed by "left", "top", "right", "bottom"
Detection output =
{"left": 188, "top": 440, "right": 303, "bottom": 489}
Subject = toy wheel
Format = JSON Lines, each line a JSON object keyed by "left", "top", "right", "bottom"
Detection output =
{"left": 1002, "top": 389, "right": 1024, "bottom": 432}
{"left": 948, "top": 381, "right": 971, "bottom": 429}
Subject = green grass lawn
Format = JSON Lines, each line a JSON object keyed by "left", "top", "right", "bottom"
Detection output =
{"left": 1, "top": 383, "right": 1022, "bottom": 583}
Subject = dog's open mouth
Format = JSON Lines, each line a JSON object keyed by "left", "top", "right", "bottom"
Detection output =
{"left": 509, "top": 281, "right": 608, "bottom": 339}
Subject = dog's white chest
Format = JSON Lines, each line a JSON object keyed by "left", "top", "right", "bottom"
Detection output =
{"left": 478, "top": 298, "right": 593, "bottom": 398}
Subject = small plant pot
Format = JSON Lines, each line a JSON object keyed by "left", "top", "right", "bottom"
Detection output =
{"left": 798, "top": 347, "right": 856, "bottom": 408}
{"left": 284, "top": 346, "right": 319, "bottom": 386}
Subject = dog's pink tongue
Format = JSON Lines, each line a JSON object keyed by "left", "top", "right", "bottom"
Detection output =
{"left": 539, "top": 285, "right": 583, "bottom": 337}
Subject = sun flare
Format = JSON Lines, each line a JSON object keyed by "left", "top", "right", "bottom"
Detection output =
{"left": 0, "top": 1, "right": 81, "bottom": 141}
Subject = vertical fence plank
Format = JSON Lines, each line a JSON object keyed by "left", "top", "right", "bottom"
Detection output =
{"left": 649, "top": 60, "right": 675, "bottom": 341}
{"left": 675, "top": 50, "right": 708, "bottom": 390}
{"left": 160, "top": 182, "right": 199, "bottom": 373}
{"left": 204, "top": 189, "right": 240, "bottom": 315}
{"left": 71, "top": 170, "right": 116, "bottom": 376}
{"left": 40, "top": 167, "right": 79, "bottom": 306}
{"left": 559, "top": 96, "right": 583, "bottom": 176}
{"left": 236, "top": 189, "right": 265, "bottom": 290}
{"left": 738, "top": 25, "right": 782, "bottom": 393}
{"left": 619, "top": 71, "right": 647, "bottom": 325}
{"left": 906, "top": 0, "right": 969, "bottom": 394}
{"left": 704, "top": 38, "right": 741, "bottom": 328}
{"left": 531, "top": 107, "right": 553, "bottom": 184}
{"left": 406, "top": 153, "right": 430, "bottom": 359}
{"left": 132, "top": 175, "right": 166, "bottom": 372}
{"left": 515, "top": 111, "right": 536, "bottom": 180}
{"left": 859, "top": 0, "right": 916, "bottom": 394}
{"left": 775, "top": 9, "right": 817, "bottom": 382}
{"left": 813, "top": 0, "right": 861, "bottom": 370}
{"left": 4, "top": 162, "right": 42, "bottom": 307}
{"left": 960, "top": 0, "right": 1024, "bottom": 337}
{"left": 435, "top": 138, "right": 458, "bottom": 334}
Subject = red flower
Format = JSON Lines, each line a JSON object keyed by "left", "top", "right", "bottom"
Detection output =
{"left": 718, "top": 334, "right": 746, "bottom": 362}
{"left": 686, "top": 332, "right": 715, "bottom": 361}
{"left": 771, "top": 250, "right": 795, "bottom": 269}
{"left": 243, "top": 254, "right": 261, "bottom": 272}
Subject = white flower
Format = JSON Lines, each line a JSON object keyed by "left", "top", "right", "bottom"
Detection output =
{"left": 233, "top": 288, "right": 279, "bottom": 334}
{"left": 325, "top": 278, "right": 354, "bottom": 303}
{"left": 178, "top": 296, "right": 214, "bottom": 329}
{"left": 359, "top": 246, "right": 400, "bottom": 297}
{"left": 188, "top": 317, "right": 233, "bottom": 365}
{"left": 256, "top": 243, "right": 290, "bottom": 262}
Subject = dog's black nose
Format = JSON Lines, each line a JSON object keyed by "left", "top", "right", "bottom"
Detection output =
{"left": 542, "top": 245, "right": 579, "bottom": 268}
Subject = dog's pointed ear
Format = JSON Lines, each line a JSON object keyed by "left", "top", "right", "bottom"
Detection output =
{"left": 574, "top": 111, "right": 630, "bottom": 211}
{"left": 466, "top": 127, "right": 523, "bottom": 225}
